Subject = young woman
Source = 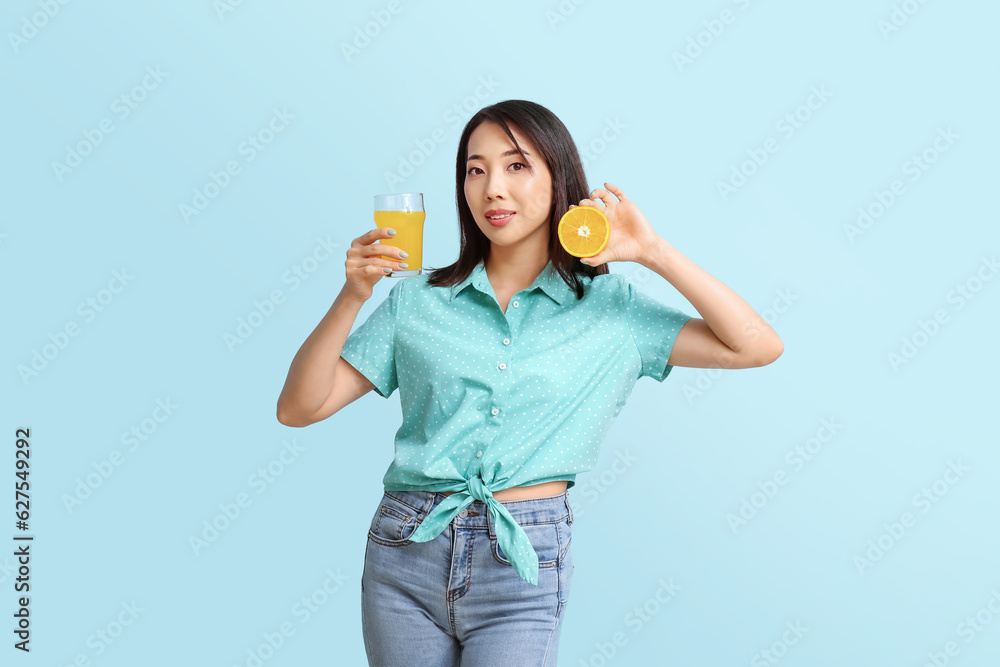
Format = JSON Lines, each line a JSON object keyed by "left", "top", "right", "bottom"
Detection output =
{"left": 277, "top": 100, "right": 783, "bottom": 666}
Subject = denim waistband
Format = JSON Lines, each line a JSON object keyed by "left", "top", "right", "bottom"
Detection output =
{"left": 382, "top": 489, "right": 573, "bottom": 529}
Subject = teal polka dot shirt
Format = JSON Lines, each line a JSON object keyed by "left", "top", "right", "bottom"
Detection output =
{"left": 340, "top": 258, "right": 693, "bottom": 586}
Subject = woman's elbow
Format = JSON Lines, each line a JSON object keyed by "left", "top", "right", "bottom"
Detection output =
{"left": 756, "top": 339, "right": 783, "bottom": 366}
{"left": 276, "top": 403, "right": 308, "bottom": 428}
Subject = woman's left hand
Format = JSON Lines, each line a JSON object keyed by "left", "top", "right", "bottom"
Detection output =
{"left": 571, "top": 182, "right": 662, "bottom": 267}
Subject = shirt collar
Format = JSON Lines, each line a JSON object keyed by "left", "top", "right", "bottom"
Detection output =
{"left": 449, "top": 259, "right": 572, "bottom": 305}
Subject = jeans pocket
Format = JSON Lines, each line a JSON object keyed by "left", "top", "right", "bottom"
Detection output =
{"left": 491, "top": 521, "right": 562, "bottom": 568}
{"left": 557, "top": 517, "right": 572, "bottom": 566}
{"left": 557, "top": 538, "right": 573, "bottom": 619}
{"left": 367, "top": 494, "right": 424, "bottom": 547}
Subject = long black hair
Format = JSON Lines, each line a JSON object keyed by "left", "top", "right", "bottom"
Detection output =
{"left": 424, "top": 99, "right": 608, "bottom": 299}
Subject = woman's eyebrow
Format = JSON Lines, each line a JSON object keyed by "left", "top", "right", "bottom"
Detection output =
{"left": 467, "top": 148, "right": 530, "bottom": 162}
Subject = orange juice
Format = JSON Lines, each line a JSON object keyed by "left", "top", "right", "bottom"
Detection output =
{"left": 374, "top": 210, "right": 424, "bottom": 274}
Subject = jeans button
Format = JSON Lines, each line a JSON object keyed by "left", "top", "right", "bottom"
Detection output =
{"left": 458, "top": 509, "right": 468, "bottom": 519}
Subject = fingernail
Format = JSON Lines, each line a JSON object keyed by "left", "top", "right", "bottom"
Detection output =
{"left": 399, "top": 250, "right": 409, "bottom": 258}
{"left": 383, "top": 267, "right": 392, "bottom": 273}
{"left": 398, "top": 262, "right": 409, "bottom": 269}
{"left": 387, "top": 229, "right": 397, "bottom": 236}
{"left": 581, "top": 259, "right": 591, "bottom": 265}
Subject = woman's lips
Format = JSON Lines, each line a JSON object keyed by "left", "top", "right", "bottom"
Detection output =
{"left": 486, "top": 212, "right": 515, "bottom": 227}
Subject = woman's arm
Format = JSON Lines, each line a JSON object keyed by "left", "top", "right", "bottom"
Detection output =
{"left": 579, "top": 183, "right": 783, "bottom": 370}
{"left": 643, "top": 237, "right": 784, "bottom": 370}
{"left": 276, "top": 286, "right": 372, "bottom": 427}
{"left": 277, "top": 225, "right": 407, "bottom": 426}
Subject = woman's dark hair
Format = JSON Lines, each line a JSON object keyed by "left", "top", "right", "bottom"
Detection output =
{"left": 425, "top": 99, "right": 608, "bottom": 299}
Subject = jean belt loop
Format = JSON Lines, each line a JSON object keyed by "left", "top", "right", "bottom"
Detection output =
{"left": 565, "top": 492, "right": 573, "bottom": 525}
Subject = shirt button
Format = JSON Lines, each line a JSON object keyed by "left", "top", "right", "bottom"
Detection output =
{"left": 458, "top": 509, "right": 468, "bottom": 518}
{"left": 503, "top": 338, "right": 510, "bottom": 345}
{"left": 499, "top": 363, "right": 506, "bottom": 370}
{"left": 477, "top": 451, "right": 483, "bottom": 457}
{"left": 512, "top": 300, "right": 519, "bottom": 308}
{"left": 491, "top": 408, "right": 499, "bottom": 415}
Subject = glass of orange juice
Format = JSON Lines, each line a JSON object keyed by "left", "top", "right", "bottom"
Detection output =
{"left": 374, "top": 193, "right": 424, "bottom": 277}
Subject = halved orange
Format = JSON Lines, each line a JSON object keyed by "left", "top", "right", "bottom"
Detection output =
{"left": 558, "top": 205, "right": 610, "bottom": 258}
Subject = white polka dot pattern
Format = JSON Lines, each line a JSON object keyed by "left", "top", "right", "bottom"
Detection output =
{"left": 620, "top": 275, "right": 693, "bottom": 381}
{"left": 339, "top": 259, "right": 693, "bottom": 585}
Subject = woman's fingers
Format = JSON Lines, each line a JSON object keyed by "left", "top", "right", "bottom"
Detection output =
{"left": 347, "top": 228, "right": 407, "bottom": 274}
{"left": 361, "top": 241, "right": 403, "bottom": 256}
{"left": 603, "top": 182, "right": 627, "bottom": 201}
{"left": 354, "top": 226, "right": 393, "bottom": 247}
{"left": 350, "top": 228, "right": 406, "bottom": 260}
{"left": 362, "top": 243, "right": 407, "bottom": 261}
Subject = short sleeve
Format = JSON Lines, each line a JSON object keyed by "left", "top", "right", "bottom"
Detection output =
{"left": 619, "top": 275, "right": 693, "bottom": 382}
{"left": 340, "top": 279, "right": 405, "bottom": 399}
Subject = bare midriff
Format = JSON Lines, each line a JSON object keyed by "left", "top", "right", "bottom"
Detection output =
{"left": 438, "top": 480, "right": 568, "bottom": 502}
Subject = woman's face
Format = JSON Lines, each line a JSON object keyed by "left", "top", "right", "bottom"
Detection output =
{"left": 464, "top": 121, "right": 553, "bottom": 252}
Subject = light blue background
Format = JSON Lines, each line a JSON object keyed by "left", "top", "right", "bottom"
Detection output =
{"left": 4, "top": 1, "right": 999, "bottom": 665}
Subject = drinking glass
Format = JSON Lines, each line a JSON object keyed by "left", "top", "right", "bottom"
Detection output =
{"left": 374, "top": 193, "right": 424, "bottom": 277}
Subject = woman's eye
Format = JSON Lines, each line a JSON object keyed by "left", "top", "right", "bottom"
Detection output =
{"left": 466, "top": 162, "right": 527, "bottom": 176}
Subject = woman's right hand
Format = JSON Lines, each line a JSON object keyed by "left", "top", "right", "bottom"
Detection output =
{"left": 343, "top": 227, "right": 408, "bottom": 302}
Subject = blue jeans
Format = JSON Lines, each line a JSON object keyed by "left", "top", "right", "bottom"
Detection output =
{"left": 361, "top": 489, "right": 575, "bottom": 666}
